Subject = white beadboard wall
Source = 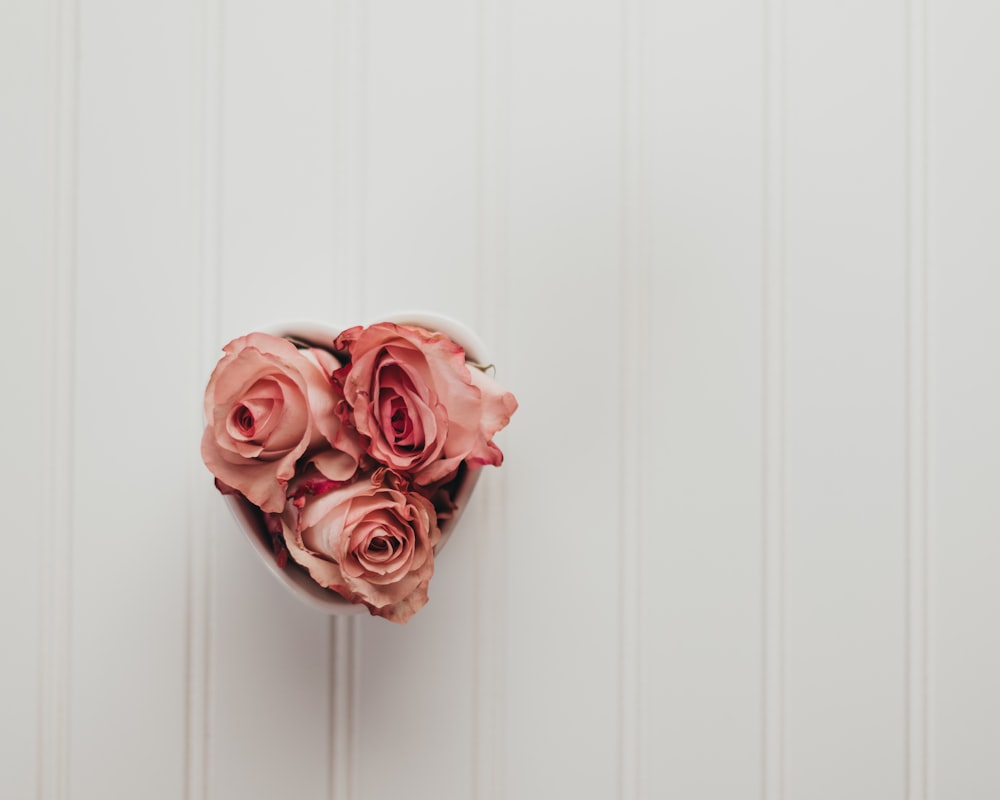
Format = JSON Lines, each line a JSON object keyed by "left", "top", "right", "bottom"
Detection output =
{"left": 2, "top": 1, "right": 998, "bottom": 799}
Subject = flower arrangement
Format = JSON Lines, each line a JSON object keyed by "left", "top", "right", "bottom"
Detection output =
{"left": 201, "top": 318, "right": 517, "bottom": 623}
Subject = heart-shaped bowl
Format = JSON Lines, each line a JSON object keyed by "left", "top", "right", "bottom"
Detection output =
{"left": 220, "top": 311, "right": 489, "bottom": 615}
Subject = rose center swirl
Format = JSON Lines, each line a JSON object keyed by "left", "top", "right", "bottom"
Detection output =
{"left": 227, "top": 395, "right": 278, "bottom": 441}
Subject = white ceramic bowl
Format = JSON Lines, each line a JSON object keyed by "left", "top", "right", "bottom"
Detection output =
{"left": 221, "top": 312, "right": 488, "bottom": 615}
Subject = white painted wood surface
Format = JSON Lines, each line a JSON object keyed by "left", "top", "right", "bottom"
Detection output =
{"left": 2, "top": 1, "right": 998, "bottom": 798}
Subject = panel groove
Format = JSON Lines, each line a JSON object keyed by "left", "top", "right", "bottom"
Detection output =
{"left": 474, "top": 0, "right": 510, "bottom": 797}
{"left": 783, "top": 3, "right": 908, "bottom": 793}
{"left": 619, "top": 0, "right": 646, "bottom": 797}
{"left": 763, "top": 0, "right": 785, "bottom": 797}
{"left": 39, "top": 0, "right": 78, "bottom": 796}
{"left": 329, "top": 3, "right": 367, "bottom": 797}
{"left": 504, "top": 4, "right": 623, "bottom": 793}
{"left": 185, "top": 0, "right": 223, "bottom": 797}
{"left": 329, "top": 618, "right": 358, "bottom": 800}
{"left": 351, "top": 0, "right": 369, "bottom": 321}
{"left": 904, "top": 0, "right": 929, "bottom": 797}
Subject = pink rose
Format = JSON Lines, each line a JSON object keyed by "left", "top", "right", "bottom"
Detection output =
{"left": 333, "top": 322, "right": 518, "bottom": 486}
{"left": 281, "top": 469, "right": 441, "bottom": 623}
{"left": 201, "top": 333, "right": 362, "bottom": 513}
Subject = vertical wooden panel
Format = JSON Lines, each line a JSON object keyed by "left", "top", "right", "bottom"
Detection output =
{"left": 328, "top": 3, "right": 367, "bottom": 796}
{"left": 927, "top": 3, "right": 1000, "bottom": 798}
{"left": 354, "top": 2, "right": 481, "bottom": 798}
{"left": 362, "top": 0, "right": 480, "bottom": 313}
{"left": 70, "top": 1, "right": 197, "bottom": 795}
{"left": 0, "top": 1, "right": 58, "bottom": 796}
{"left": 783, "top": 1, "right": 907, "bottom": 797}
{"left": 187, "top": 2, "right": 224, "bottom": 798}
{"left": 474, "top": 0, "right": 512, "bottom": 796}
{"left": 763, "top": 0, "right": 786, "bottom": 797}
{"left": 639, "top": 1, "right": 765, "bottom": 796}
{"left": 619, "top": 0, "right": 644, "bottom": 796}
{"left": 43, "top": 1, "right": 77, "bottom": 795}
{"left": 209, "top": 2, "right": 340, "bottom": 798}
{"left": 504, "top": 2, "right": 622, "bottom": 796}
{"left": 905, "top": 0, "right": 928, "bottom": 797}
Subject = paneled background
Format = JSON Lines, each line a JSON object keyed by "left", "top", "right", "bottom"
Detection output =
{"left": 2, "top": 0, "right": 998, "bottom": 798}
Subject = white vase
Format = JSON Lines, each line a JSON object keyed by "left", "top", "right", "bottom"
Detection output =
{"left": 221, "top": 311, "right": 488, "bottom": 615}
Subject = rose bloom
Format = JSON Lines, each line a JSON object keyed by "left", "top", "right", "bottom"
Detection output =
{"left": 281, "top": 468, "right": 441, "bottom": 623}
{"left": 334, "top": 322, "right": 518, "bottom": 486}
{"left": 202, "top": 333, "right": 363, "bottom": 513}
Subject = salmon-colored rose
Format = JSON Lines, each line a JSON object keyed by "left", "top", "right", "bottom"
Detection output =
{"left": 202, "top": 333, "right": 362, "bottom": 513}
{"left": 281, "top": 468, "right": 441, "bottom": 623}
{"left": 334, "top": 323, "right": 518, "bottom": 486}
